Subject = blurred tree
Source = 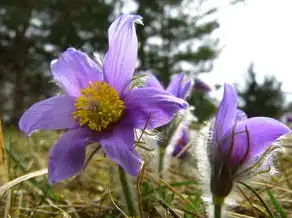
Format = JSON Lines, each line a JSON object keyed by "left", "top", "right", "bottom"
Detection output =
{"left": 189, "top": 91, "right": 217, "bottom": 123}
{"left": 0, "top": 0, "right": 114, "bottom": 124}
{"left": 133, "top": 0, "right": 220, "bottom": 86}
{"left": 238, "top": 63, "right": 285, "bottom": 119}
{"left": 188, "top": 78, "right": 216, "bottom": 123}
{"left": 0, "top": 0, "right": 244, "bottom": 125}
{"left": 131, "top": 0, "right": 243, "bottom": 122}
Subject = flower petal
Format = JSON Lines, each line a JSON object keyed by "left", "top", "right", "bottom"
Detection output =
{"left": 214, "top": 83, "right": 237, "bottom": 144}
{"left": 138, "top": 71, "right": 164, "bottom": 90}
{"left": 166, "top": 73, "right": 184, "bottom": 97}
{"left": 236, "top": 109, "right": 247, "bottom": 121}
{"left": 99, "top": 123, "right": 142, "bottom": 176}
{"left": 48, "top": 128, "right": 91, "bottom": 184}
{"left": 124, "top": 87, "right": 188, "bottom": 129}
{"left": 51, "top": 48, "right": 103, "bottom": 97}
{"left": 19, "top": 96, "right": 77, "bottom": 136}
{"left": 103, "top": 15, "right": 143, "bottom": 94}
{"left": 179, "top": 79, "right": 193, "bottom": 99}
{"left": 231, "top": 117, "right": 291, "bottom": 166}
{"left": 172, "top": 128, "right": 189, "bottom": 158}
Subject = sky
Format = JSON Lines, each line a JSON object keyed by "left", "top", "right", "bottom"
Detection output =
{"left": 121, "top": 0, "right": 292, "bottom": 102}
{"left": 200, "top": 0, "right": 292, "bottom": 101}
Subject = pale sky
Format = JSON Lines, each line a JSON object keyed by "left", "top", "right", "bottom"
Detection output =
{"left": 121, "top": 0, "right": 292, "bottom": 102}
{"left": 200, "top": 0, "right": 292, "bottom": 102}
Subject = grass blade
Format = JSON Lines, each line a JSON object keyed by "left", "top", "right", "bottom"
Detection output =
{"left": 239, "top": 181, "right": 275, "bottom": 218}
{"left": 0, "top": 117, "right": 9, "bottom": 184}
{"left": 267, "top": 190, "right": 287, "bottom": 218}
{"left": 0, "top": 168, "right": 48, "bottom": 196}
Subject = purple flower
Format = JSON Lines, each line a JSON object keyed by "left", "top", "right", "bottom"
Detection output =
{"left": 209, "top": 83, "right": 290, "bottom": 198}
{"left": 172, "top": 127, "right": 189, "bottom": 159}
{"left": 284, "top": 113, "right": 292, "bottom": 124}
{"left": 141, "top": 72, "right": 193, "bottom": 99}
{"left": 19, "top": 15, "right": 188, "bottom": 184}
{"left": 194, "top": 78, "right": 211, "bottom": 93}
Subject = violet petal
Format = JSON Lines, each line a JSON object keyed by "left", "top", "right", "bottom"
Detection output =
{"left": 236, "top": 109, "right": 247, "bottom": 121}
{"left": 103, "top": 15, "right": 142, "bottom": 94}
{"left": 139, "top": 71, "right": 164, "bottom": 90}
{"left": 19, "top": 96, "right": 77, "bottom": 136}
{"left": 178, "top": 79, "right": 193, "bottom": 99}
{"left": 48, "top": 128, "right": 91, "bottom": 184}
{"left": 124, "top": 87, "right": 188, "bottom": 129}
{"left": 99, "top": 123, "right": 142, "bottom": 176}
{"left": 229, "top": 117, "right": 291, "bottom": 166}
{"left": 213, "top": 83, "right": 237, "bottom": 145}
{"left": 166, "top": 73, "right": 184, "bottom": 97}
{"left": 51, "top": 48, "right": 103, "bottom": 97}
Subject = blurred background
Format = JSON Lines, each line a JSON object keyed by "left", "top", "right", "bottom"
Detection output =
{"left": 0, "top": 0, "right": 291, "bottom": 126}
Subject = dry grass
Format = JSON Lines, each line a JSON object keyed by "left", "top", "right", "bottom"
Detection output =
{"left": 0, "top": 129, "right": 291, "bottom": 218}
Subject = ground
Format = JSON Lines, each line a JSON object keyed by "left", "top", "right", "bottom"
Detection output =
{"left": 0, "top": 129, "right": 292, "bottom": 218}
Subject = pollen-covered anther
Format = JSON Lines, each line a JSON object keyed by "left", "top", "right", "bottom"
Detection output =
{"left": 73, "top": 81, "right": 125, "bottom": 131}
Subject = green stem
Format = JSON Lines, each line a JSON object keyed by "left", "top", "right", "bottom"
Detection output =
{"left": 158, "top": 146, "right": 165, "bottom": 175}
{"left": 118, "top": 166, "right": 137, "bottom": 216}
{"left": 213, "top": 196, "right": 224, "bottom": 218}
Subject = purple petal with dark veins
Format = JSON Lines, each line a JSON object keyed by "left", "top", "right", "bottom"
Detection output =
{"left": 98, "top": 122, "right": 142, "bottom": 176}
{"left": 19, "top": 95, "right": 77, "bottom": 136}
{"left": 51, "top": 48, "right": 103, "bottom": 97}
{"left": 213, "top": 83, "right": 237, "bottom": 146}
{"left": 228, "top": 117, "right": 291, "bottom": 167}
{"left": 48, "top": 128, "right": 92, "bottom": 184}
{"left": 124, "top": 87, "right": 188, "bottom": 129}
{"left": 103, "top": 15, "right": 143, "bottom": 95}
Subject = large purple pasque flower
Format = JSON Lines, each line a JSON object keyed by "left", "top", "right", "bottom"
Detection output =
{"left": 141, "top": 71, "right": 193, "bottom": 99}
{"left": 208, "top": 83, "right": 291, "bottom": 198}
{"left": 19, "top": 15, "right": 188, "bottom": 184}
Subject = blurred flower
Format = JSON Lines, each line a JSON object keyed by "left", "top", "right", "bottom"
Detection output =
{"left": 140, "top": 71, "right": 193, "bottom": 99}
{"left": 171, "top": 127, "right": 190, "bottom": 159}
{"left": 282, "top": 112, "right": 292, "bottom": 125}
{"left": 208, "top": 83, "right": 290, "bottom": 201}
{"left": 194, "top": 78, "right": 211, "bottom": 93}
{"left": 19, "top": 15, "right": 188, "bottom": 184}
{"left": 287, "top": 115, "right": 292, "bottom": 123}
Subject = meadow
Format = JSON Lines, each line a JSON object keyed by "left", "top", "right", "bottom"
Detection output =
{"left": 1, "top": 4, "right": 291, "bottom": 217}
{"left": 1, "top": 122, "right": 292, "bottom": 218}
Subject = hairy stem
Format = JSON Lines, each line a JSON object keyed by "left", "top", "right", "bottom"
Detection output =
{"left": 158, "top": 146, "right": 165, "bottom": 175}
{"left": 118, "top": 166, "right": 137, "bottom": 216}
{"left": 213, "top": 196, "right": 224, "bottom": 218}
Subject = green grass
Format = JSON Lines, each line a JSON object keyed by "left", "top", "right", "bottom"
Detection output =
{"left": 1, "top": 129, "right": 292, "bottom": 217}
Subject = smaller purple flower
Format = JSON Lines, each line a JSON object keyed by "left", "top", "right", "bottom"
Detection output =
{"left": 19, "top": 15, "right": 188, "bottom": 184}
{"left": 283, "top": 112, "right": 292, "bottom": 124}
{"left": 194, "top": 78, "right": 211, "bottom": 93}
{"left": 172, "top": 127, "right": 190, "bottom": 159}
{"left": 287, "top": 115, "right": 292, "bottom": 123}
{"left": 140, "top": 72, "right": 194, "bottom": 158}
{"left": 208, "top": 83, "right": 291, "bottom": 199}
{"left": 140, "top": 71, "right": 193, "bottom": 99}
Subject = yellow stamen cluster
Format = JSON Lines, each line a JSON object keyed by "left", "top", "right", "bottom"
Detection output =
{"left": 73, "top": 81, "right": 125, "bottom": 131}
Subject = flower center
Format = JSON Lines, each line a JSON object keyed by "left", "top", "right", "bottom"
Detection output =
{"left": 73, "top": 81, "right": 125, "bottom": 131}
